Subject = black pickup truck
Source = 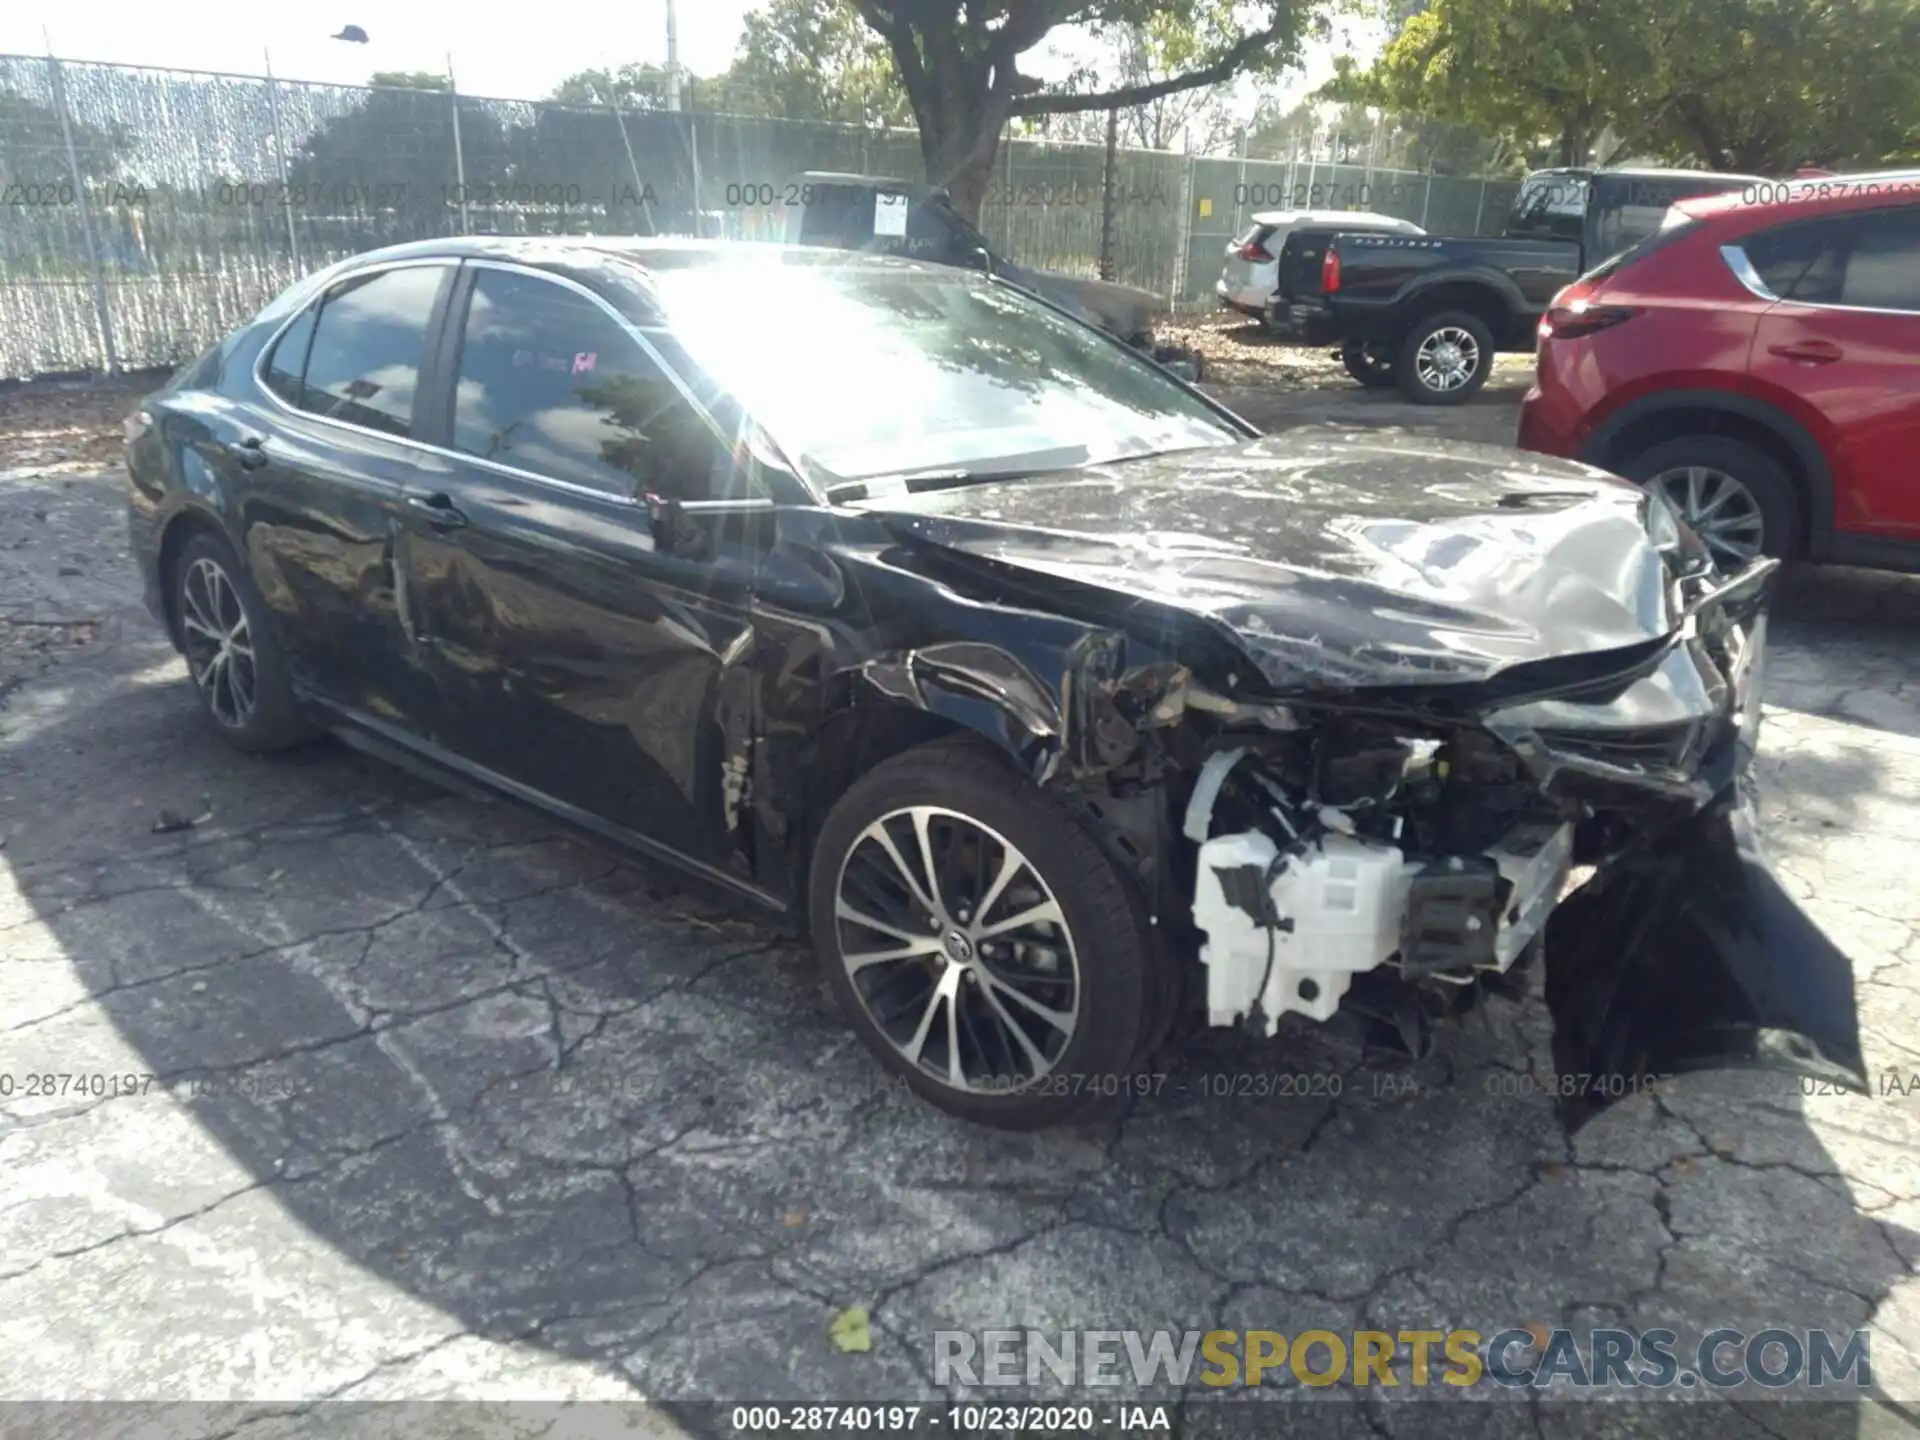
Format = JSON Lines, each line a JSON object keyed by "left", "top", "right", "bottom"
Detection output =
{"left": 1267, "top": 167, "right": 1762, "bottom": 403}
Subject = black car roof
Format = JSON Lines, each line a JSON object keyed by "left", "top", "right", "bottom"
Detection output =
{"left": 333, "top": 234, "right": 949, "bottom": 277}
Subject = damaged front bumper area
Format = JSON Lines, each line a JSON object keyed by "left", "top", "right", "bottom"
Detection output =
{"left": 1183, "top": 556, "right": 1868, "bottom": 1120}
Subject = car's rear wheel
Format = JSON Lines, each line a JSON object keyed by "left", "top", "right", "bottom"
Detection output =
{"left": 173, "top": 531, "right": 315, "bottom": 752}
{"left": 1623, "top": 435, "right": 1802, "bottom": 564}
{"left": 1396, "top": 311, "right": 1495, "bottom": 405}
{"left": 1340, "top": 339, "right": 1397, "bottom": 388}
{"left": 808, "top": 739, "right": 1155, "bottom": 1130}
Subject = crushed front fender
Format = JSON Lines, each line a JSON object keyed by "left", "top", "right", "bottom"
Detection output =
{"left": 1544, "top": 785, "right": 1868, "bottom": 1128}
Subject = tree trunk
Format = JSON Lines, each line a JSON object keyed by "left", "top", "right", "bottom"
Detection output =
{"left": 889, "top": 38, "right": 1009, "bottom": 225}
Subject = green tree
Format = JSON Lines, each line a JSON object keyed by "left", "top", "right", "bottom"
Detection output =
{"left": 712, "top": 0, "right": 913, "bottom": 126}
{"left": 1321, "top": 0, "right": 1652, "bottom": 167}
{"left": 1628, "top": 0, "right": 1920, "bottom": 171}
{"left": 0, "top": 88, "right": 131, "bottom": 188}
{"left": 547, "top": 64, "right": 675, "bottom": 111}
{"left": 286, "top": 71, "right": 514, "bottom": 203}
{"left": 1328, "top": 0, "right": 1920, "bottom": 173}
{"left": 850, "top": 1, "right": 1322, "bottom": 219}
{"left": 1026, "top": 17, "right": 1246, "bottom": 153}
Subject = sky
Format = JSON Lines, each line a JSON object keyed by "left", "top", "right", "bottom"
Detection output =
{"left": 4, "top": 0, "right": 1369, "bottom": 127}
{"left": 6, "top": 0, "right": 760, "bottom": 99}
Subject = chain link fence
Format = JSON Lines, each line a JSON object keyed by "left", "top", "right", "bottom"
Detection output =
{"left": 0, "top": 53, "right": 1523, "bottom": 379}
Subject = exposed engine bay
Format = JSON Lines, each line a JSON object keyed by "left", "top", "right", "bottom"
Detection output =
{"left": 1067, "top": 550, "right": 1865, "bottom": 1120}
{"left": 1185, "top": 726, "right": 1575, "bottom": 1036}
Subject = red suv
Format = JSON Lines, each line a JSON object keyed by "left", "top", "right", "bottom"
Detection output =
{"left": 1517, "top": 171, "right": 1920, "bottom": 571}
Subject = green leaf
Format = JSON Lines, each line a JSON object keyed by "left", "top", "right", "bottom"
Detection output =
{"left": 828, "top": 1305, "right": 872, "bottom": 1353}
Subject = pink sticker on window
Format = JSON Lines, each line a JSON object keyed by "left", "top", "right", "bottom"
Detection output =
{"left": 572, "top": 351, "right": 597, "bottom": 375}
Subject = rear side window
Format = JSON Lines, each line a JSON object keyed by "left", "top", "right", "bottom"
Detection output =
{"left": 295, "top": 265, "right": 446, "bottom": 437}
{"left": 451, "top": 266, "right": 728, "bottom": 501}
{"left": 1742, "top": 218, "right": 1852, "bottom": 303}
{"left": 1839, "top": 205, "right": 1920, "bottom": 311}
{"left": 1507, "top": 175, "right": 1588, "bottom": 241}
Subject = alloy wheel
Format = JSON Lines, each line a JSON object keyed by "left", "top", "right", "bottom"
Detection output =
{"left": 833, "top": 805, "right": 1081, "bottom": 1093}
{"left": 1415, "top": 326, "right": 1481, "bottom": 393}
{"left": 1648, "top": 465, "right": 1766, "bottom": 566}
{"left": 179, "top": 556, "right": 257, "bottom": 728}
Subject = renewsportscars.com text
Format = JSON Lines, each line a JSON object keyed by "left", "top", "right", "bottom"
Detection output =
{"left": 934, "top": 1328, "right": 1872, "bottom": 1391}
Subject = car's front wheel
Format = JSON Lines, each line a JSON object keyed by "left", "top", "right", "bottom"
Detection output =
{"left": 1396, "top": 310, "right": 1495, "bottom": 405}
{"left": 808, "top": 739, "right": 1155, "bottom": 1130}
{"left": 173, "top": 530, "right": 316, "bottom": 752}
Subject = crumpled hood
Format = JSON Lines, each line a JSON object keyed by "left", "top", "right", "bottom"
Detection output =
{"left": 855, "top": 433, "right": 1678, "bottom": 691}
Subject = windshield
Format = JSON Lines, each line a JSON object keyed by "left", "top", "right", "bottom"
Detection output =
{"left": 646, "top": 258, "right": 1240, "bottom": 489}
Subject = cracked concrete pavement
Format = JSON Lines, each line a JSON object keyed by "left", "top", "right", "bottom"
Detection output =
{"left": 4, "top": 381, "right": 1920, "bottom": 1439}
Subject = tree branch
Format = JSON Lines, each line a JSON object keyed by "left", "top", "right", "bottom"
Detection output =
{"left": 1008, "top": 12, "right": 1293, "bottom": 116}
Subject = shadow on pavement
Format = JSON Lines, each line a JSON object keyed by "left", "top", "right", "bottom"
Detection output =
{"left": 2, "top": 465, "right": 1917, "bottom": 1438}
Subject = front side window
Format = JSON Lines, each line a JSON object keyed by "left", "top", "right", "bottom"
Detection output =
{"left": 451, "top": 266, "right": 727, "bottom": 500}
{"left": 294, "top": 265, "right": 445, "bottom": 436}
{"left": 648, "top": 256, "right": 1240, "bottom": 488}
{"left": 1839, "top": 205, "right": 1920, "bottom": 311}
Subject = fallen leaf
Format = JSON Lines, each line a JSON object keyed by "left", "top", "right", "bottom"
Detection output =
{"left": 782, "top": 1210, "right": 809, "bottom": 1228}
{"left": 1524, "top": 1320, "right": 1552, "bottom": 1352}
{"left": 268, "top": 868, "right": 286, "bottom": 882}
{"left": 828, "top": 1305, "right": 871, "bottom": 1353}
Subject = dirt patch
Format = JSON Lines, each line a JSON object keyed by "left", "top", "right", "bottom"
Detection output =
{"left": 0, "top": 373, "right": 164, "bottom": 475}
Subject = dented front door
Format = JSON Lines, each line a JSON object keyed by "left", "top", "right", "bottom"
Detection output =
{"left": 1544, "top": 788, "right": 1868, "bottom": 1122}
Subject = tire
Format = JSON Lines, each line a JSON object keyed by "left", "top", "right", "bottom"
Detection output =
{"left": 808, "top": 737, "right": 1155, "bottom": 1130}
{"left": 1340, "top": 338, "right": 1397, "bottom": 388}
{"left": 1621, "top": 435, "right": 1802, "bottom": 565}
{"left": 172, "top": 531, "right": 316, "bottom": 752}
{"left": 1395, "top": 310, "right": 1495, "bottom": 405}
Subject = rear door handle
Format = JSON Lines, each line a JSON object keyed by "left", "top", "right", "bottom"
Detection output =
{"left": 405, "top": 491, "right": 468, "bottom": 528}
{"left": 227, "top": 434, "right": 269, "bottom": 470}
{"left": 1767, "top": 340, "right": 1842, "bottom": 364}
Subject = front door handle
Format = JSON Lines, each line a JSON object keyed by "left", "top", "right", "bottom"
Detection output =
{"left": 405, "top": 491, "right": 468, "bottom": 528}
{"left": 1767, "top": 339, "right": 1842, "bottom": 365}
{"left": 227, "top": 434, "right": 269, "bottom": 470}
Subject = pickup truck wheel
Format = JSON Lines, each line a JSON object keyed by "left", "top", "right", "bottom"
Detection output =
{"left": 1396, "top": 311, "right": 1494, "bottom": 405}
{"left": 809, "top": 739, "right": 1152, "bottom": 1131}
{"left": 1340, "top": 339, "right": 1397, "bottom": 388}
{"left": 1623, "top": 436, "right": 1802, "bottom": 564}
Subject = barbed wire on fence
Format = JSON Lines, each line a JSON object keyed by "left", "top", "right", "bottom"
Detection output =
{"left": 0, "top": 53, "right": 1523, "bottom": 379}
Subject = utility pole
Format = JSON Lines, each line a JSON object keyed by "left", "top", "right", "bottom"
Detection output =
{"left": 665, "top": 0, "right": 682, "bottom": 111}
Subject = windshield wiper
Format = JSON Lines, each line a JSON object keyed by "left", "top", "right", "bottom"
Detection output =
{"left": 824, "top": 467, "right": 1051, "bottom": 504}
{"left": 822, "top": 442, "right": 1219, "bottom": 505}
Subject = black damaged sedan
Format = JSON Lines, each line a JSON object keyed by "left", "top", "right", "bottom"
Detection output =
{"left": 126, "top": 237, "right": 1867, "bottom": 1130}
